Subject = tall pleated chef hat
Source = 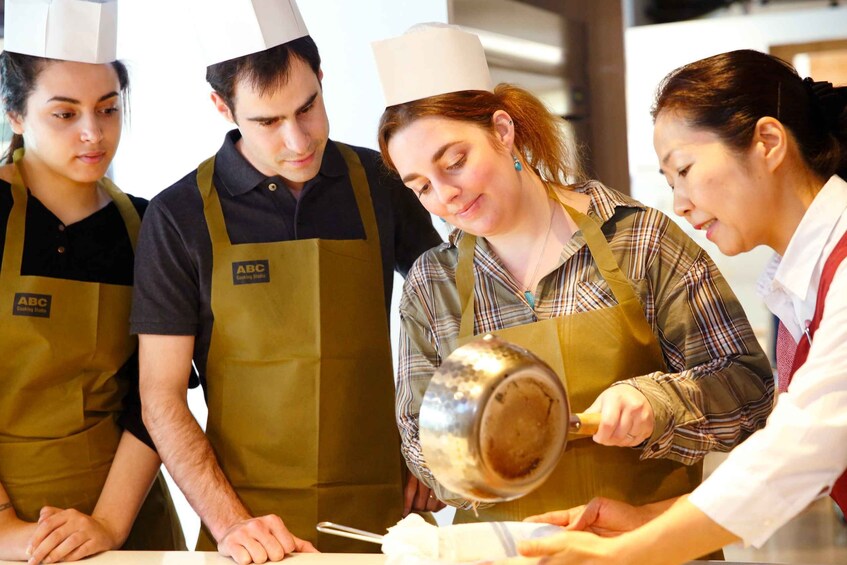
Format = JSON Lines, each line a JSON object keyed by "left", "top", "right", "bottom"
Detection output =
{"left": 4, "top": 0, "right": 118, "bottom": 64}
{"left": 192, "top": 0, "right": 309, "bottom": 66}
{"left": 372, "top": 23, "right": 493, "bottom": 107}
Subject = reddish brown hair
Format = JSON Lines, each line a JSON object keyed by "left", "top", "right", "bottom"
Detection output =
{"left": 378, "top": 83, "right": 585, "bottom": 187}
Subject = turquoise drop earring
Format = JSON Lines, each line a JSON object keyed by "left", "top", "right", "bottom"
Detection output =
{"left": 513, "top": 154, "right": 522, "bottom": 171}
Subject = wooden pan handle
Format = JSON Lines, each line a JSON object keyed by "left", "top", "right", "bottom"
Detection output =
{"left": 569, "top": 412, "right": 601, "bottom": 436}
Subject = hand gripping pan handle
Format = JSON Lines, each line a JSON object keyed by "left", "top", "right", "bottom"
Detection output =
{"left": 570, "top": 412, "right": 601, "bottom": 436}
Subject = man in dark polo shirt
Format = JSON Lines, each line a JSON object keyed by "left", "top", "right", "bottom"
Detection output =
{"left": 131, "top": 1, "right": 441, "bottom": 562}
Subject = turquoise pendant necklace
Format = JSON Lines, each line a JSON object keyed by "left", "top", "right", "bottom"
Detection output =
{"left": 523, "top": 201, "right": 556, "bottom": 310}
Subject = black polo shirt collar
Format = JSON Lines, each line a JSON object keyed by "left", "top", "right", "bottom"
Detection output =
{"left": 214, "top": 129, "right": 348, "bottom": 197}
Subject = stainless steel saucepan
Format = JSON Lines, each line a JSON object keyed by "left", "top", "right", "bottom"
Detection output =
{"left": 419, "top": 333, "right": 600, "bottom": 503}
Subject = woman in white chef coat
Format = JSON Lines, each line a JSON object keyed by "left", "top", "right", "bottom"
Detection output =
{"left": 0, "top": 1, "right": 183, "bottom": 563}
{"left": 500, "top": 49, "right": 847, "bottom": 565}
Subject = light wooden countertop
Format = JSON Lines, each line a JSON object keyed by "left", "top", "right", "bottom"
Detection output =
{"left": 0, "top": 553, "right": 384, "bottom": 565}
{"left": 0, "top": 552, "right": 769, "bottom": 564}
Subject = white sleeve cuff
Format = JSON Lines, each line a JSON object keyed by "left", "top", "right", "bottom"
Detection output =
{"left": 688, "top": 395, "right": 847, "bottom": 548}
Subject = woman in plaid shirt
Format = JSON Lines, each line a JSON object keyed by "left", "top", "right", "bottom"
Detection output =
{"left": 373, "top": 26, "right": 773, "bottom": 525}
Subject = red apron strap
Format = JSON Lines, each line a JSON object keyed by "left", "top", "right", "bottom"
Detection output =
{"left": 775, "top": 322, "right": 797, "bottom": 393}
{"left": 783, "top": 228, "right": 847, "bottom": 513}
{"left": 788, "top": 229, "right": 847, "bottom": 382}
{"left": 832, "top": 476, "right": 847, "bottom": 515}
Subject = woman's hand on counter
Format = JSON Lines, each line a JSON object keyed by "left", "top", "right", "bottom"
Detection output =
{"left": 217, "top": 514, "right": 318, "bottom": 565}
{"left": 504, "top": 496, "right": 710, "bottom": 564}
{"left": 523, "top": 497, "right": 659, "bottom": 537}
{"left": 0, "top": 504, "right": 37, "bottom": 562}
{"left": 26, "top": 506, "right": 119, "bottom": 565}
{"left": 492, "top": 530, "right": 624, "bottom": 565}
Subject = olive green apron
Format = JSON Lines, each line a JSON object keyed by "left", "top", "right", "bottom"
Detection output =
{"left": 453, "top": 201, "right": 703, "bottom": 523}
{"left": 0, "top": 149, "right": 184, "bottom": 549}
{"left": 195, "top": 143, "right": 404, "bottom": 553}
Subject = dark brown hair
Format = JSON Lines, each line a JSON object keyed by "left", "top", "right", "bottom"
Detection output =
{"left": 206, "top": 35, "right": 321, "bottom": 119}
{"left": 378, "top": 84, "right": 585, "bottom": 187}
{"left": 0, "top": 51, "right": 130, "bottom": 164}
{"left": 652, "top": 49, "right": 847, "bottom": 179}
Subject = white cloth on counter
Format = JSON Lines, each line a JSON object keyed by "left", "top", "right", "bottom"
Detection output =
{"left": 689, "top": 175, "right": 847, "bottom": 547}
{"left": 382, "top": 514, "right": 562, "bottom": 564}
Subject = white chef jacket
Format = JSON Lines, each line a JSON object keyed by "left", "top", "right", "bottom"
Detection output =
{"left": 688, "top": 175, "right": 847, "bottom": 547}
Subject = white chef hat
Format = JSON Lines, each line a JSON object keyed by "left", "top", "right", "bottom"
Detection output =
{"left": 372, "top": 23, "right": 493, "bottom": 107}
{"left": 192, "top": 0, "right": 309, "bottom": 67}
{"left": 3, "top": 0, "right": 118, "bottom": 64}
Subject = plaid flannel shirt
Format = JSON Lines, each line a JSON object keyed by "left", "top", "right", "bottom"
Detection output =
{"left": 396, "top": 181, "right": 774, "bottom": 507}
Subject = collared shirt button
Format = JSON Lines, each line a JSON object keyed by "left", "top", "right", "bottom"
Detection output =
{"left": 268, "top": 182, "right": 278, "bottom": 191}
{"left": 58, "top": 224, "right": 66, "bottom": 232}
{"left": 57, "top": 246, "right": 66, "bottom": 254}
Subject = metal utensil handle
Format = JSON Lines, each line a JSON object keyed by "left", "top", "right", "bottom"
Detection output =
{"left": 569, "top": 412, "right": 601, "bottom": 436}
{"left": 316, "top": 521, "right": 384, "bottom": 544}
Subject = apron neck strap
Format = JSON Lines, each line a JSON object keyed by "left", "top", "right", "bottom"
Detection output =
{"left": 196, "top": 156, "right": 229, "bottom": 250}
{"left": 335, "top": 143, "right": 379, "bottom": 246}
{"left": 457, "top": 233, "right": 477, "bottom": 339}
{"left": 196, "top": 143, "right": 380, "bottom": 250}
{"left": 98, "top": 177, "right": 140, "bottom": 251}
{"left": 1, "top": 148, "right": 140, "bottom": 280}
{"left": 457, "top": 195, "right": 643, "bottom": 339}
{"left": 196, "top": 155, "right": 216, "bottom": 201}
{"left": 557, "top": 201, "right": 642, "bottom": 308}
{"left": 1, "top": 149, "right": 30, "bottom": 282}
{"left": 11, "top": 147, "right": 26, "bottom": 186}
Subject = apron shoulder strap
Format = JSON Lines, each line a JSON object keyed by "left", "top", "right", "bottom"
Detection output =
{"left": 456, "top": 192, "right": 653, "bottom": 343}
{"left": 558, "top": 201, "right": 642, "bottom": 309}
{"left": 456, "top": 232, "right": 477, "bottom": 340}
{"left": 789, "top": 227, "right": 847, "bottom": 379}
{"left": 196, "top": 156, "right": 217, "bottom": 200}
{"left": 98, "top": 177, "right": 141, "bottom": 251}
{"left": 334, "top": 142, "right": 380, "bottom": 247}
{"left": 0, "top": 149, "right": 29, "bottom": 282}
{"left": 7, "top": 148, "right": 142, "bottom": 252}
{"left": 10, "top": 148, "right": 26, "bottom": 187}
{"left": 195, "top": 156, "right": 232, "bottom": 249}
